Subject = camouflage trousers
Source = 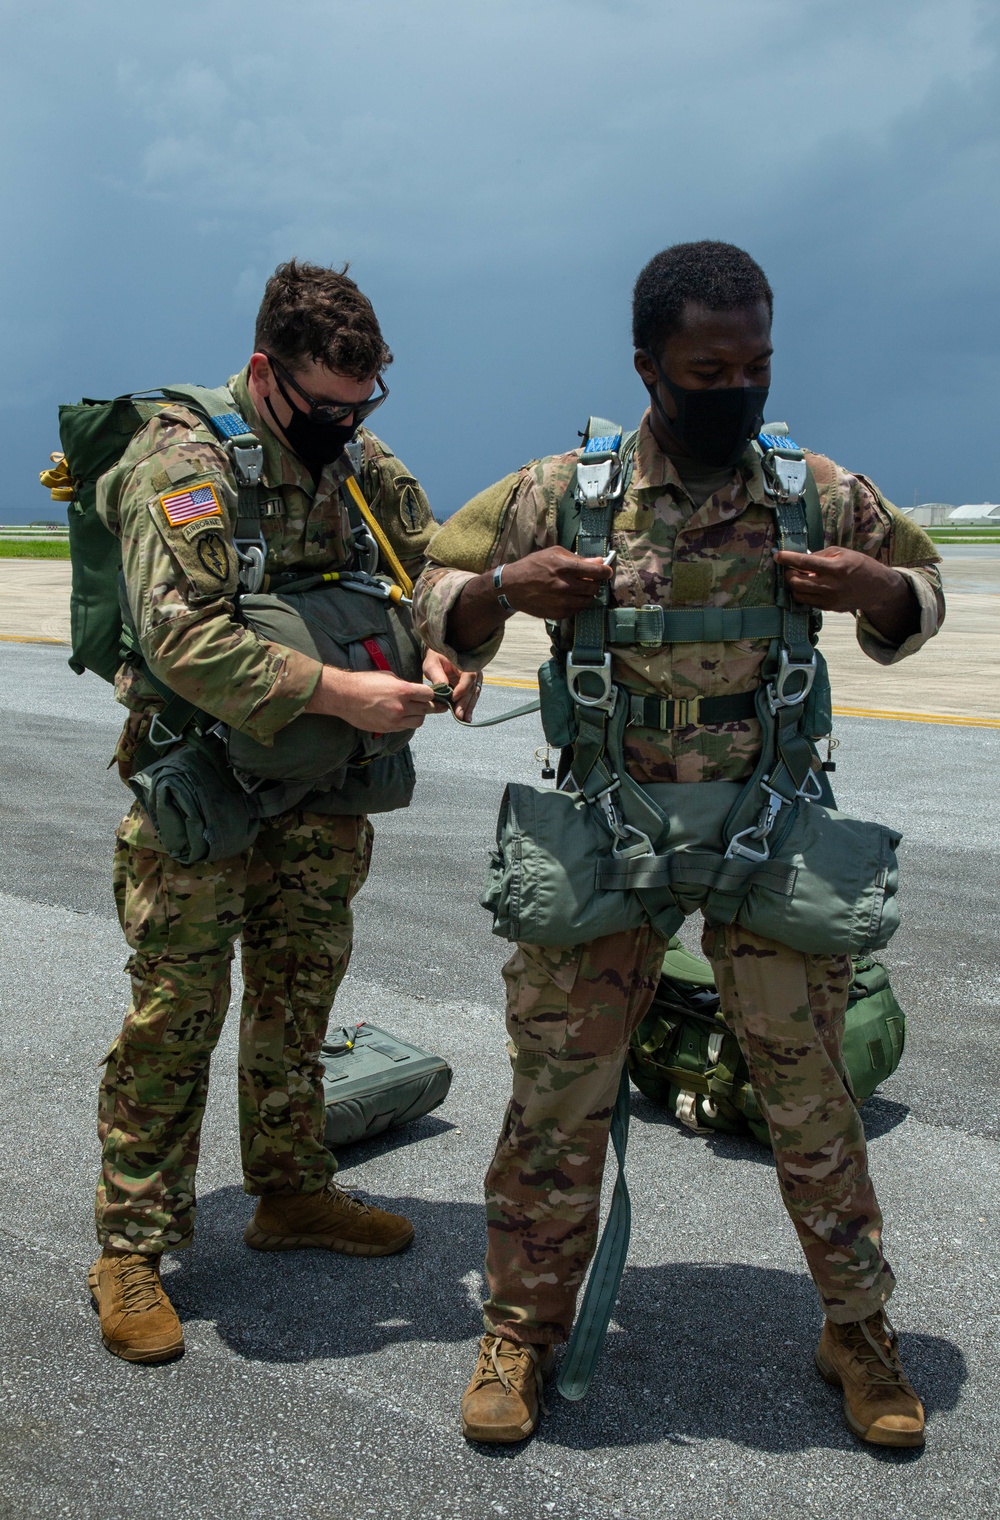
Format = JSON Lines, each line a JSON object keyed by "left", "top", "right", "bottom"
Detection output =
{"left": 96, "top": 803, "right": 373, "bottom": 1255}
{"left": 483, "top": 919, "right": 896, "bottom": 1345}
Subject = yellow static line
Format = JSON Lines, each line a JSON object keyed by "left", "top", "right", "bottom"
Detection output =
{"left": 483, "top": 676, "right": 1000, "bottom": 729}
{"left": 0, "top": 634, "right": 68, "bottom": 645}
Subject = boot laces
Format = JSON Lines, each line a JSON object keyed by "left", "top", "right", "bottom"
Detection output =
{"left": 326, "top": 1182, "right": 370, "bottom": 1217}
{"left": 116, "top": 1256, "right": 162, "bottom": 1314}
{"left": 844, "top": 1311, "right": 907, "bottom": 1386}
{"left": 474, "top": 1336, "right": 548, "bottom": 1413}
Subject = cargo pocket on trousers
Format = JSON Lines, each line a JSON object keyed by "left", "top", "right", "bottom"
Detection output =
{"left": 502, "top": 941, "right": 585, "bottom": 1060}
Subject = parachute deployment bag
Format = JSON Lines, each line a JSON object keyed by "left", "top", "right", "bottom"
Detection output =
{"left": 320, "top": 1023, "right": 453, "bottom": 1148}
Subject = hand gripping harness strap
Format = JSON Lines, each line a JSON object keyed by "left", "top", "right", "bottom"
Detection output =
{"left": 557, "top": 421, "right": 831, "bottom": 1398}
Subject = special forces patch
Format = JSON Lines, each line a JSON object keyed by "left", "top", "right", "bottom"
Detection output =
{"left": 159, "top": 481, "right": 223, "bottom": 528}
{"left": 399, "top": 484, "right": 424, "bottom": 533}
{"left": 196, "top": 532, "right": 232, "bottom": 582}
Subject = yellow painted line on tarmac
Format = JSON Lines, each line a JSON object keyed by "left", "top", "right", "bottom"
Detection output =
{"left": 483, "top": 676, "right": 1000, "bottom": 729}
{"left": 831, "top": 704, "right": 1000, "bottom": 729}
{"left": 0, "top": 633, "right": 69, "bottom": 646}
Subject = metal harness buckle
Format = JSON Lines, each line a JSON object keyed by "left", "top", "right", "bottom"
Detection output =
{"left": 725, "top": 782, "right": 787, "bottom": 863}
{"left": 147, "top": 712, "right": 184, "bottom": 749}
{"left": 595, "top": 782, "right": 654, "bottom": 860}
{"left": 235, "top": 537, "right": 266, "bottom": 594}
{"left": 231, "top": 443, "right": 264, "bottom": 487}
{"left": 766, "top": 648, "right": 817, "bottom": 713}
{"left": 566, "top": 653, "right": 616, "bottom": 712}
{"left": 574, "top": 455, "right": 622, "bottom": 508}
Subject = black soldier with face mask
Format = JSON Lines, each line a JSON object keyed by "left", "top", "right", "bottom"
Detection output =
{"left": 412, "top": 240, "right": 945, "bottom": 1451}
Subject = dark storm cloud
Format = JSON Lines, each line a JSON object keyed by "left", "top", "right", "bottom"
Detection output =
{"left": 2, "top": 0, "right": 996, "bottom": 519}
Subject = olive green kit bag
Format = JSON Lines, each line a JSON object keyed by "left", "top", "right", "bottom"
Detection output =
{"left": 628, "top": 939, "right": 905, "bottom": 1146}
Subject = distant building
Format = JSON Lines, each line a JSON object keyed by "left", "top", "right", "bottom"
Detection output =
{"left": 900, "top": 503, "right": 955, "bottom": 526}
{"left": 949, "top": 504, "right": 1000, "bottom": 524}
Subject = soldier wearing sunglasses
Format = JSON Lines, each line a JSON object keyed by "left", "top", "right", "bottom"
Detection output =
{"left": 88, "top": 260, "right": 477, "bottom": 1366}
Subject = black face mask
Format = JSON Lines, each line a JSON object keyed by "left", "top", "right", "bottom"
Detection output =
{"left": 644, "top": 352, "right": 768, "bottom": 468}
{"left": 264, "top": 369, "right": 357, "bottom": 475}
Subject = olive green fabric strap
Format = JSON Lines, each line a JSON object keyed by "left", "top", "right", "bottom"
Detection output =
{"left": 803, "top": 467, "right": 824, "bottom": 553}
{"left": 557, "top": 1064, "right": 632, "bottom": 1402}
{"left": 596, "top": 848, "right": 795, "bottom": 897}
{"left": 606, "top": 605, "right": 784, "bottom": 645}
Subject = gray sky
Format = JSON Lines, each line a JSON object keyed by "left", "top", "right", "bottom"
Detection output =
{"left": 3, "top": 0, "right": 997, "bottom": 522}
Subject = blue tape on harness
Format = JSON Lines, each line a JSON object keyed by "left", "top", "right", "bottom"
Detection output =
{"left": 585, "top": 433, "right": 622, "bottom": 454}
{"left": 759, "top": 432, "right": 801, "bottom": 452}
{"left": 210, "top": 412, "right": 255, "bottom": 440}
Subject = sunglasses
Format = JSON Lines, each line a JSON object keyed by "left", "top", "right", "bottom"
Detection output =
{"left": 265, "top": 353, "right": 389, "bottom": 425}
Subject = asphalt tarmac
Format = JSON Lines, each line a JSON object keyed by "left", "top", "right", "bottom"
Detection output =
{"left": 1, "top": 644, "right": 997, "bottom": 1520}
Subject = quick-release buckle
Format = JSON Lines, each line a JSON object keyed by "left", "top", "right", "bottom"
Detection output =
{"left": 724, "top": 782, "right": 787, "bottom": 863}
{"left": 766, "top": 648, "right": 817, "bottom": 713}
{"left": 574, "top": 454, "right": 622, "bottom": 508}
{"left": 230, "top": 442, "right": 264, "bottom": 487}
{"left": 672, "top": 696, "right": 700, "bottom": 728}
{"left": 595, "top": 782, "right": 655, "bottom": 860}
{"left": 758, "top": 433, "right": 807, "bottom": 501}
{"left": 566, "top": 653, "right": 616, "bottom": 712}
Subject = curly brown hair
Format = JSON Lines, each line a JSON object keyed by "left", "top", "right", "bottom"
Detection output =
{"left": 254, "top": 259, "right": 393, "bottom": 380}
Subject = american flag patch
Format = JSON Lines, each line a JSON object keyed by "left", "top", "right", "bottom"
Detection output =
{"left": 159, "top": 482, "right": 223, "bottom": 527}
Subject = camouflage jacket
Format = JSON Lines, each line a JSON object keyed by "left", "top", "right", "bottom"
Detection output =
{"left": 98, "top": 367, "right": 435, "bottom": 746}
{"left": 413, "top": 412, "right": 945, "bottom": 785}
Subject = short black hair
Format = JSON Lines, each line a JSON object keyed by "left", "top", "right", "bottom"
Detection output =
{"left": 255, "top": 259, "right": 393, "bottom": 380}
{"left": 632, "top": 241, "right": 773, "bottom": 355}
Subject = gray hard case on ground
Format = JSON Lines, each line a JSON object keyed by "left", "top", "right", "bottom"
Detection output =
{"left": 320, "top": 1023, "right": 453, "bottom": 1148}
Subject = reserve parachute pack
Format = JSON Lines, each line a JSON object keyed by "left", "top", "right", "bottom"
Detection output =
{"left": 628, "top": 939, "right": 905, "bottom": 1145}
{"left": 483, "top": 415, "right": 904, "bottom": 961}
{"left": 42, "top": 384, "right": 423, "bottom": 860}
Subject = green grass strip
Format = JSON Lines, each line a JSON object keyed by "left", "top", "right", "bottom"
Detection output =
{"left": 0, "top": 541, "right": 71, "bottom": 558}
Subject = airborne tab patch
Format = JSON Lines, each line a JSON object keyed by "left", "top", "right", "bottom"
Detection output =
{"left": 159, "top": 482, "right": 223, "bottom": 527}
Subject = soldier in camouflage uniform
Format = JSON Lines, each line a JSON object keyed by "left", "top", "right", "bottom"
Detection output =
{"left": 414, "top": 243, "right": 943, "bottom": 1447}
{"left": 90, "top": 260, "right": 476, "bottom": 1364}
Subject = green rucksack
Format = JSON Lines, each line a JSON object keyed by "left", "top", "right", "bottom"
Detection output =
{"left": 44, "top": 385, "right": 271, "bottom": 683}
{"left": 43, "top": 393, "right": 173, "bottom": 681}
{"left": 627, "top": 939, "right": 906, "bottom": 1145}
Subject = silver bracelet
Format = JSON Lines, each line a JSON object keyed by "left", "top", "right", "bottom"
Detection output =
{"left": 492, "top": 563, "right": 512, "bottom": 612}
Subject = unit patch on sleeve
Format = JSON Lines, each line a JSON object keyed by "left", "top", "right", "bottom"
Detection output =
{"left": 196, "top": 532, "right": 232, "bottom": 582}
{"left": 159, "top": 482, "right": 223, "bottom": 528}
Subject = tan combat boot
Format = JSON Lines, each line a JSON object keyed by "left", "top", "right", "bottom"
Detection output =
{"left": 815, "top": 1310, "right": 925, "bottom": 1447}
{"left": 243, "top": 1181, "right": 414, "bottom": 1257}
{"left": 461, "top": 1334, "right": 556, "bottom": 1443}
{"left": 88, "top": 1249, "right": 184, "bottom": 1364}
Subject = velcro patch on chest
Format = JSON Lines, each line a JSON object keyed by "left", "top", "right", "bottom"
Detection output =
{"left": 672, "top": 562, "right": 714, "bottom": 603}
{"left": 159, "top": 481, "right": 223, "bottom": 528}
